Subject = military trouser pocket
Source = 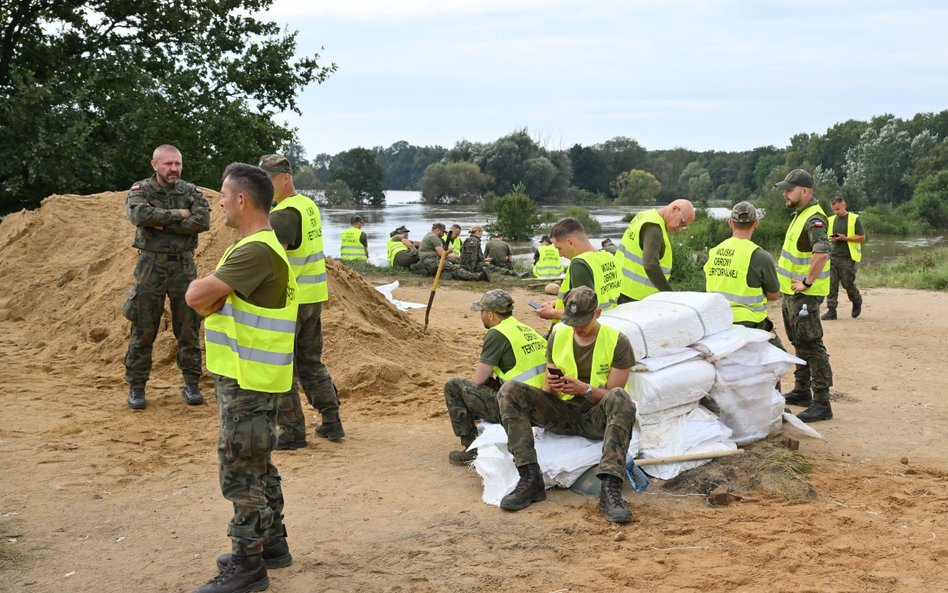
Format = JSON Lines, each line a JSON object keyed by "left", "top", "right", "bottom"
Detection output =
{"left": 222, "top": 412, "right": 275, "bottom": 461}
{"left": 122, "top": 287, "right": 138, "bottom": 322}
{"left": 797, "top": 310, "right": 824, "bottom": 341}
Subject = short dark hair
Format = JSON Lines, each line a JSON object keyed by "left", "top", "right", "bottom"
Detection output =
{"left": 223, "top": 162, "right": 273, "bottom": 213}
{"left": 550, "top": 217, "right": 585, "bottom": 240}
{"left": 451, "top": 223, "right": 461, "bottom": 230}
{"left": 351, "top": 215, "right": 364, "bottom": 224}
{"left": 601, "top": 238, "right": 613, "bottom": 248}
{"left": 831, "top": 195, "right": 845, "bottom": 204}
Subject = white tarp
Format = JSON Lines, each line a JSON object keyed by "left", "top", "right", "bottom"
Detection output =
{"left": 374, "top": 280, "right": 426, "bottom": 310}
{"left": 636, "top": 406, "right": 738, "bottom": 480}
{"left": 691, "top": 325, "right": 775, "bottom": 362}
{"left": 627, "top": 359, "right": 716, "bottom": 415}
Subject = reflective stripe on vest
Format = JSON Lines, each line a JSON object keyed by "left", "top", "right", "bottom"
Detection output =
{"left": 551, "top": 324, "right": 620, "bottom": 401}
{"left": 533, "top": 245, "right": 564, "bottom": 278}
{"left": 777, "top": 202, "right": 831, "bottom": 296}
{"left": 704, "top": 237, "right": 767, "bottom": 324}
{"left": 555, "top": 251, "right": 621, "bottom": 312}
{"left": 828, "top": 213, "right": 862, "bottom": 262}
{"left": 490, "top": 316, "right": 548, "bottom": 388}
{"left": 387, "top": 238, "right": 408, "bottom": 266}
{"left": 617, "top": 209, "right": 672, "bottom": 300}
{"left": 340, "top": 227, "right": 367, "bottom": 260}
{"left": 271, "top": 194, "right": 327, "bottom": 303}
{"left": 204, "top": 230, "right": 299, "bottom": 393}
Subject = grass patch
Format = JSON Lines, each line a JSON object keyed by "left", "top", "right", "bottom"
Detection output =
{"left": 860, "top": 246, "right": 948, "bottom": 291}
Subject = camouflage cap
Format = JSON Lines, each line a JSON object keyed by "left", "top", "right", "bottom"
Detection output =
{"left": 775, "top": 168, "right": 813, "bottom": 190}
{"left": 730, "top": 201, "right": 759, "bottom": 223}
{"left": 258, "top": 154, "right": 292, "bottom": 174}
{"left": 431, "top": 222, "right": 446, "bottom": 232}
{"left": 561, "top": 286, "right": 598, "bottom": 327}
{"left": 471, "top": 289, "right": 514, "bottom": 314}
{"left": 395, "top": 225, "right": 409, "bottom": 233}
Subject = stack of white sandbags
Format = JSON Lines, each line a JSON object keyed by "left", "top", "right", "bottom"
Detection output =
{"left": 601, "top": 292, "right": 738, "bottom": 479}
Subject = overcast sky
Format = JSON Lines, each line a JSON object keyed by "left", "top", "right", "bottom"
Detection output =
{"left": 266, "top": 0, "right": 948, "bottom": 158}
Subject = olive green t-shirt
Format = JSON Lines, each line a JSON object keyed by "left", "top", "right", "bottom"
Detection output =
{"left": 485, "top": 239, "right": 512, "bottom": 263}
{"left": 479, "top": 328, "right": 517, "bottom": 374}
{"left": 830, "top": 214, "right": 865, "bottom": 258}
{"left": 269, "top": 207, "right": 302, "bottom": 250}
{"left": 746, "top": 248, "right": 780, "bottom": 292}
{"left": 640, "top": 222, "right": 672, "bottom": 291}
{"left": 419, "top": 232, "right": 443, "bottom": 260}
{"left": 566, "top": 258, "right": 596, "bottom": 294}
{"left": 213, "top": 239, "right": 289, "bottom": 308}
{"left": 546, "top": 327, "right": 635, "bottom": 385}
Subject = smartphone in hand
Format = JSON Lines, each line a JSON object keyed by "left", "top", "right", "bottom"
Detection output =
{"left": 547, "top": 367, "right": 563, "bottom": 377}
{"left": 528, "top": 300, "right": 542, "bottom": 310}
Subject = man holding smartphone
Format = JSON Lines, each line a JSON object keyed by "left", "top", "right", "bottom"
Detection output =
{"left": 823, "top": 195, "right": 865, "bottom": 320}
{"left": 442, "top": 290, "right": 547, "bottom": 465}
{"left": 498, "top": 286, "right": 637, "bottom": 523}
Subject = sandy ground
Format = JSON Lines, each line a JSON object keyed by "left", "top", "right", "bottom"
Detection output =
{"left": 1, "top": 193, "right": 947, "bottom": 593}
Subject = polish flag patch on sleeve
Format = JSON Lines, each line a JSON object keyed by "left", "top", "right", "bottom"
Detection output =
{"left": 812, "top": 220, "right": 824, "bottom": 227}
{"left": 131, "top": 184, "right": 140, "bottom": 190}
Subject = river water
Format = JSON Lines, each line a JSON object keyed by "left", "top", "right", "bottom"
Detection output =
{"left": 315, "top": 190, "right": 944, "bottom": 267}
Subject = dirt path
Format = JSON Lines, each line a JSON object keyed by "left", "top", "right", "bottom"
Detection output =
{"left": 1, "top": 194, "right": 946, "bottom": 592}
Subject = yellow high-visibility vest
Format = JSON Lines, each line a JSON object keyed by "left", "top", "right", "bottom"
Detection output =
{"left": 704, "top": 237, "right": 767, "bottom": 324}
{"left": 828, "top": 213, "right": 863, "bottom": 262}
{"left": 490, "top": 316, "right": 548, "bottom": 388}
{"left": 205, "top": 230, "right": 299, "bottom": 393}
{"left": 387, "top": 237, "right": 408, "bottom": 266}
{"left": 617, "top": 209, "right": 672, "bottom": 300}
{"left": 340, "top": 226, "right": 367, "bottom": 260}
{"left": 777, "top": 202, "right": 830, "bottom": 296}
{"left": 550, "top": 324, "right": 620, "bottom": 401}
{"left": 533, "top": 245, "right": 564, "bottom": 278}
{"left": 555, "top": 251, "right": 621, "bottom": 312}
{"left": 271, "top": 194, "right": 327, "bottom": 304}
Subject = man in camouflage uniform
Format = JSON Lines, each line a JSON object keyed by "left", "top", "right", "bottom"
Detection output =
{"left": 124, "top": 144, "right": 211, "bottom": 410}
{"left": 459, "top": 225, "right": 486, "bottom": 274}
{"left": 498, "top": 286, "right": 637, "bottom": 524}
{"left": 186, "top": 162, "right": 296, "bottom": 593}
{"left": 775, "top": 169, "right": 835, "bottom": 423}
{"left": 411, "top": 222, "right": 487, "bottom": 281}
{"left": 259, "top": 154, "right": 345, "bottom": 449}
{"left": 822, "top": 195, "right": 865, "bottom": 320}
{"left": 443, "top": 289, "right": 547, "bottom": 465}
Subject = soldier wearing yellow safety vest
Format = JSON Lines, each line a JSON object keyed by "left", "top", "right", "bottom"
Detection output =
{"left": 823, "top": 195, "right": 865, "bottom": 321}
{"left": 704, "top": 201, "right": 784, "bottom": 351}
{"left": 339, "top": 215, "right": 368, "bottom": 261}
{"left": 615, "top": 199, "right": 695, "bottom": 303}
{"left": 534, "top": 218, "right": 620, "bottom": 328}
{"left": 185, "top": 162, "right": 298, "bottom": 593}
{"left": 447, "top": 223, "right": 463, "bottom": 262}
{"left": 775, "top": 169, "right": 835, "bottom": 423}
{"left": 260, "top": 154, "right": 345, "bottom": 449}
{"left": 532, "top": 235, "right": 564, "bottom": 278}
{"left": 442, "top": 290, "right": 547, "bottom": 466}
{"left": 387, "top": 225, "right": 419, "bottom": 269}
{"left": 498, "top": 287, "right": 636, "bottom": 524}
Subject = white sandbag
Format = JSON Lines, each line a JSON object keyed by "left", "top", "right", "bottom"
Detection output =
{"left": 692, "top": 325, "right": 775, "bottom": 362}
{"left": 708, "top": 383, "right": 785, "bottom": 446}
{"left": 631, "top": 347, "right": 700, "bottom": 372}
{"left": 600, "top": 291, "right": 732, "bottom": 360}
{"left": 628, "top": 359, "right": 716, "bottom": 415}
{"left": 636, "top": 407, "right": 737, "bottom": 480}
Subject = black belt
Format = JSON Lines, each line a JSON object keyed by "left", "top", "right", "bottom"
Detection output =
{"left": 142, "top": 251, "right": 191, "bottom": 261}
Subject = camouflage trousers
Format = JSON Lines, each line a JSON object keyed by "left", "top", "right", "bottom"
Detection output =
{"left": 214, "top": 375, "right": 284, "bottom": 555}
{"left": 412, "top": 257, "right": 483, "bottom": 281}
{"left": 498, "top": 382, "right": 636, "bottom": 480}
{"left": 123, "top": 251, "right": 202, "bottom": 387}
{"left": 443, "top": 378, "right": 501, "bottom": 446}
{"left": 827, "top": 255, "right": 862, "bottom": 311}
{"left": 782, "top": 294, "right": 833, "bottom": 401}
{"left": 276, "top": 302, "right": 340, "bottom": 442}
{"left": 392, "top": 249, "right": 419, "bottom": 269}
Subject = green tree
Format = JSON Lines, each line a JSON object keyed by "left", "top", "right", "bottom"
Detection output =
{"left": 904, "top": 170, "right": 948, "bottom": 230}
{"left": 0, "top": 0, "right": 335, "bottom": 213}
{"left": 329, "top": 148, "right": 386, "bottom": 207}
{"left": 612, "top": 169, "right": 662, "bottom": 205}
{"left": 558, "top": 207, "right": 602, "bottom": 235}
{"left": 489, "top": 184, "right": 538, "bottom": 240}
{"left": 320, "top": 179, "right": 354, "bottom": 208}
{"left": 678, "top": 161, "right": 713, "bottom": 200}
{"left": 419, "top": 161, "right": 491, "bottom": 204}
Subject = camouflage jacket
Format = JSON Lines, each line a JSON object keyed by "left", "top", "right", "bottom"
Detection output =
{"left": 125, "top": 175, "right": 211, "bottom": 253}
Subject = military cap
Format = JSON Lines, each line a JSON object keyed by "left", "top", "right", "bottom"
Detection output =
{"left": 561, "top": 286, "right": 598, "bottom": 327}
{"left": 471, "top": 289, "right": 514, "bottom": 314}
{"left": 258, "top": 154, "right": 292, "bottom": 174}
{"left": 775, "top": 168, "right": 813, "bottom": 190}
{"left": 730, "top": 201, "right": 759, "bottom": 223}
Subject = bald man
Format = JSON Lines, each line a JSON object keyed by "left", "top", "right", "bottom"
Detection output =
{"left": 616, "top": 199, "right": 694, "bottom": 302}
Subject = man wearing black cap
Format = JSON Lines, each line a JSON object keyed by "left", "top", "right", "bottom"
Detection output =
{"left": 775, "top": 169, "right": 834, "bottom": 423}
{"left": 442, "top": 289, "right": 547, "bottom": 465}
{"left": 259, "top": 153, "right": 346, "bottom": 447}
{"left": 387, "top": 225, "right": 418, "bottom": 269}
{"left": 497, "top": 286, "right": 637, "bottom": 523}
{"left": 412, "top": 222, "right": 487, "bottom": 281}
{"left": 704, "top": 202, "right": 783, "bottom": 349}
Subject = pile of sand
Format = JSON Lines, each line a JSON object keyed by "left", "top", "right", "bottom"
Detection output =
{"left": 0, "top": 191, "right": 471, "bottom": 419}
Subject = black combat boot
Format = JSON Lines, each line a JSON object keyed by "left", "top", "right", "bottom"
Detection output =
{"left": 500, "top": 463, "right": 546, "bottom": 511}
{"left": 315, "top": 420, "right": 345, "bottom": 441}
{"left": 821, "top": 309, "right": 837, "bottom": 321}
{"left": 851, "top": 301, "right": 862, "bottom": 318}
{"left": 195, "top": 554, "right": 268, "bottom": 593}
{"left": 798, "top": 401, "right": 833, "bottom": 423}
{"left": 217, "top": 527, "right": 292, "bottom": 571}
{"left": 598, "top": 475, "right": 631, "bottom": 523}
{"left": 783, "top": 388, "right": 812, "bottom": 407}
{"left": 127, "top": 386, "right": 146, "bottom": 410}
{"left": 182, "top": 383, "right": 204, "bottom": 405}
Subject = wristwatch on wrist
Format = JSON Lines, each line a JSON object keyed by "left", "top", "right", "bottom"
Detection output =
{"left": 801, "top": 278, "right": 812, "bottom": 288}
{"left": 583, "top": 385, "right": 594, "bottom": 399}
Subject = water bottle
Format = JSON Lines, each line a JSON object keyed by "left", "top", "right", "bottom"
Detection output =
{"left": 799, "top": 304, "right": 809, "bottom": 318}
